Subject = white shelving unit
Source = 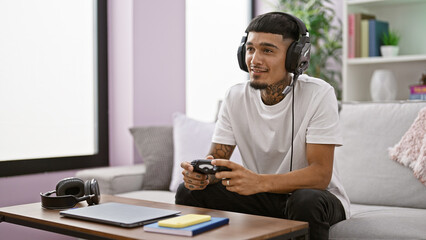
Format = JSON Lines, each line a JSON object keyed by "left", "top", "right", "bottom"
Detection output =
{"left": 343, "top": 0, "right": 426, "bottom": 101}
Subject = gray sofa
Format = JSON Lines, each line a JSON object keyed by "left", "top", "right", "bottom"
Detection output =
{"left": 77, "top": 101, "right": 426, "bottom": 239}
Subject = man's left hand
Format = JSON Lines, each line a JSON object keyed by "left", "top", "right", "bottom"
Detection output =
{"left": 212, "top": 159, "right": 264, "bottom": 195}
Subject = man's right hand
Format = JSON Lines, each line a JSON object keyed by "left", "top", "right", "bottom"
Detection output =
{"left": 180, "top": 160, "right": 210, "bottom": 190}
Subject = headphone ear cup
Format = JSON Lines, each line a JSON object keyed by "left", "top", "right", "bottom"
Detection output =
{"left": 84, "top": 179, "right": 100, "bottom": 205}
{"left": 56, "top": 177, "right": 85, "bottom": 197}
{"left": 286, "top": 37, "right": 311, "bottom": 75}
{"left": 237, "top": 35, "right": 248, "bottom": 72}
{"left": 285, "top": 41, "right": 299, "bottom": 73}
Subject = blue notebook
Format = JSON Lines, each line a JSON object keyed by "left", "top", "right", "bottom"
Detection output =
{"left": 143, "top": 217, "right": 229, "bottom": 236}
{"left": 368, "top": 19, "right": 389, "bottom": 57}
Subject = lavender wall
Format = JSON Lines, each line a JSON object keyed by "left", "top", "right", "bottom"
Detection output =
{"left": 108, "top": 0, "right": 134, "bottom": 167}
{"left": 133, "top": 0, "right": 186, "bottom": 127}
{"left": 109, "top": 0, "right": 186, "bottom": 165}
{"left": 131, "top": 0, "right": 186, "bottom": 163}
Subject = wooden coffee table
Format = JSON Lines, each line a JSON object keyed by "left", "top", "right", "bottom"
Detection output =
{"left": 0, "top": 195, "right": 308, "bottom": 240}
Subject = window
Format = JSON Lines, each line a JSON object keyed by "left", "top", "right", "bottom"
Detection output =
{"left": 185, "top": 0, "right": 253, "bottom": 122}
{"left": 0, "top": 0, "right": 108, "bottom": 176}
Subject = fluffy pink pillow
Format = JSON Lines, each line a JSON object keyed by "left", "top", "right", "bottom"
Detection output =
{"left": 389, "top": 107, "right": 426, "bottom": 186}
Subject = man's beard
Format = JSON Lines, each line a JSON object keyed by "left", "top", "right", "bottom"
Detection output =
{"left": 249, "top": 74, "right": 291, "bottom": 91}
{"left": 249, "top": 81, "right": 268, "bottom": 90}
{"left": 249, "top": 75, "right": 268, "bottom": 90}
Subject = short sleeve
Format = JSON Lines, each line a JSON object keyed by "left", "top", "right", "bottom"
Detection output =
{"left": 306, "top": 88, "right": 343, "bottom": 146}
{"left": 212, "top": 91, "right": 237, "bottom": 146}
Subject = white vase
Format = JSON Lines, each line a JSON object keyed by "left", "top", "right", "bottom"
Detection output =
{"left": 370, "top": 69, "right": 397, "bottom": 101}
{"left": 380, "top": 45, "right": 399, "bottom": 57}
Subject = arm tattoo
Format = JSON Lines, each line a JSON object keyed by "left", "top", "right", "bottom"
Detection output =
{"left": 206, "top": 143, "right": 235, "bottom": 184}
{"left": 208, "top": 143, "right": 235, "bottom": 159}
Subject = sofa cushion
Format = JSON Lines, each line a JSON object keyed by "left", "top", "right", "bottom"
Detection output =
{"left": 76, "top": 164, "right": 146, "bottom": 195}
{"left": 389, "top": 107, "right": 426, "bottom": 185}
{"left": 169, "top": 113, "right": 215, "bottom": 192}
{"left": 335, "top": 101, "right": 426, "bottom": 208}
{"left": 169, "top": 113, "right": 242, "bottom": 192}
{"left": 329, "top": 204, "right": 426, "bottom": 239}
{"left": 129, "top": 126, "right": 173, "bottom": 190}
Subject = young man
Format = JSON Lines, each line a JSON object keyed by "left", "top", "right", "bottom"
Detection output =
{"left": 175, "top": 12, "right": 349, "bottom": 239}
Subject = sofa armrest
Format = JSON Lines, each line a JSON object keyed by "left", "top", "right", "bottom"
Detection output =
{"left": 76, "top": 164, "right": 146, "bottom": 195}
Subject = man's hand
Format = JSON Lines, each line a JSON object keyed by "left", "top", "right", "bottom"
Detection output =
{"left": 180, "top": 161, "right": 209, "bottom": 190}
{"left": 212, "top": 159, "right": 264, "bottom": 195}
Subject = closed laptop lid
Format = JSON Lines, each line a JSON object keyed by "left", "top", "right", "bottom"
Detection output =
{"left": 60, "top": 202, "right": 180, "bottom": 228}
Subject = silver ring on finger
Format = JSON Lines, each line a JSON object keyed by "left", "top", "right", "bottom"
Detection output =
{"left": 226, "top": 180, "right": 230, "bottom": 186}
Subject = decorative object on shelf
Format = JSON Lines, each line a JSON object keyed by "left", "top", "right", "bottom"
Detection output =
{"left": 275, "top": 0, "right": 343, "bottom": 99}
{"left": 380, "top": 45, "right": 399, "bottom": 57}
{"left": 380, "top": 29, "right": 401, "bottom": 57}
{"left": 370, "top": 69, "right": 397, "bottom": 101}
{"left": 409, "top": 85, "right": 426, "bottom": 100}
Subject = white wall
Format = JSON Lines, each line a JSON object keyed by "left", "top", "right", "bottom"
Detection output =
{"left": 185, "top": 0, "right": 251, "bottom": 122}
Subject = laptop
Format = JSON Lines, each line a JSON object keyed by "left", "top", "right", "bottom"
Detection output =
{"left": 60, "top": 202, "right": 180, "bottom": 228}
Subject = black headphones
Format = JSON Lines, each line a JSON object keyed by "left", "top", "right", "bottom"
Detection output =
{"left": 40, "top": 177, "right": 100, "bottom": 210}
{"left": 237, "top": 12, "right": 311, "bottom": 76}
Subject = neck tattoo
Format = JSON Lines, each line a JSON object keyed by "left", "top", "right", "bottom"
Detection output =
{"left": 261, "top": 75, "right": 292, "bottom": 105}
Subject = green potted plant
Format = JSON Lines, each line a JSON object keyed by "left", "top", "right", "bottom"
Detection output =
{"left": 270, "top": 0, "right": 343, "bottom": 99}
{"left": 381, "top": 29, "right": 401, "bottom": 57}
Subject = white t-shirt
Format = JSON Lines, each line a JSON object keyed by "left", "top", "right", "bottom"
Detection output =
{"left": 212, "top": 74, "right": 350, "bottom": 219}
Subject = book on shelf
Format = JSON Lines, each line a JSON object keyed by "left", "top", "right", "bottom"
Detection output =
{"left": 348, "top": 13, "right": 375, "bottom": 58}
{"left": 368, "top": 19, "right": 389, "bottom": 57}
{"left": 355, "top": 13, "right": 375, "bottom": 58}
{"left": 348, "top": 14, "right": 355, "bottom": 58}
{"left": 361, "top": 19, "right": 369, "bottom": 58}
{"left": 143, "top": 217, "right": 229, "bottom": 236}
{"left": 410, "top": 85, "right": 426, "bottom": 94}
{"left": 409, "top": 94, "right": 426, "bottom": 100}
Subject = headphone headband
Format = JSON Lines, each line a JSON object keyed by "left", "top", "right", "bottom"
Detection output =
{"left": 263, "top": 12, "right": 309, "bottom": 39}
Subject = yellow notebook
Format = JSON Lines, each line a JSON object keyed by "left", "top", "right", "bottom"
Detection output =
{"left": 158, "top": 214, "right": 211, "bottom": 228}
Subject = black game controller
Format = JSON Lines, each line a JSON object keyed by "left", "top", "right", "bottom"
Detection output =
{"left": 191, "top": 159, "right": 231, "bottom": 174}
